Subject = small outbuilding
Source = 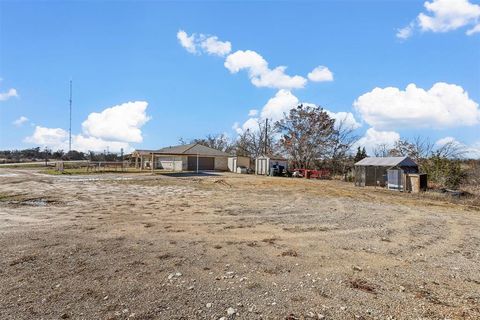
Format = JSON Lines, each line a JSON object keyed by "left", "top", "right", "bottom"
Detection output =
{"left": 354, "top": 156, "right": 419, "bottom": 187}
{"left": 255, "top": 155, "right": 288, "bottom": 176}
{"left": 132, "top": 143, "right": 231, "bottom": 172}
{"left": 228, "top": 156, "right": 252, "bottom": 173}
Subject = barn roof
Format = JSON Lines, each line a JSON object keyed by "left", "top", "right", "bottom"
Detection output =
{"left": 354, "top": 156, "right": 418, "bottom": 167}
{"left": 135, "top": 143, "right": 231, "bottom": 157}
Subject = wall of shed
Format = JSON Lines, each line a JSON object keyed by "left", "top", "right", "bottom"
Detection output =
{"left": 255, "top": 158, "right": 288, "bottom": 175}
{"left": 228, "top": 156, "right": 250, "bottom": 172}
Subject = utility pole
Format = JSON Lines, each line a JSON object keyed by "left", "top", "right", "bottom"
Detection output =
{"left": 264, "top": 118, "right": 268, "bottom": 155}
{"left": 69, "top": 80, "right": 72, "bottom": 153}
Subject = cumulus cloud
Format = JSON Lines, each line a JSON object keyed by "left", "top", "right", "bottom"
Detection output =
{"left": 248, "top": 109, "right": 258, "bottom": 116}
{"left": 419, "top": 0, "right": 480, "bottom": 32}
{"left": 307, "top": 66, "right": 334, "bottom": 82}
{"left": 82, "top": 101, "right": 150, "bottom": 143}
{"left": 13, "top": 116, "right": 29, "bottom": 126}
{"left": 233, "top": 117, "right": 260, "bottom": 135}
{"left": 0, "top": 88, "right": 18, "bottom": 101}
{"left": 235, "top": 90, "right": 360, "bottom": 136}
{"left": 200, "top": 35, "right": 232, "bottom": 56}
{"left": 260, "top": 89, "right": 300, "bottom": 121}
{"left": 225, "top": 50, "right": 307, "bottom": 89}
{"left": 25, "top": 126, "right": 68, "bottom": 149}
{"left": 325, "top": 111, "right": 361, "bottom": 130}
{"left": 436, "top": 136, "right": 480, "bottom": 159}
{"left": 354, "top": 82, "right": 480, "bottom": 129}
{"left": 25, "top": 101, "right": 150, "bottom": 152}
{"left": 177, "top": 30, "right": 231, "bottom": 56}
{"left": 177, "top": 30, "right": 333, "bottom": 90}
{"left": 355, "top": 128, "right": 401, "bottom": 154}
{"left": 73, "top": 135, "right": 131, "bottom": 153}
{"left": 177, "top": 30, "right": 197, "bottom": 54}
{"left": 397, "top": 0, "right": 480, "bottom": 38}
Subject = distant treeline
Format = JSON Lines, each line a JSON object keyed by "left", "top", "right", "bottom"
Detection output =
{"left": 0, "top": 147, "right": 124, "bottom": 163}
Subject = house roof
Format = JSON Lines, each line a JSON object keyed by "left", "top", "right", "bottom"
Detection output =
{"left": 354, "top": 156, "right": 418, "bottom": 167}
{"left": 135, "top": 143, "right": 231, "bottom": 157}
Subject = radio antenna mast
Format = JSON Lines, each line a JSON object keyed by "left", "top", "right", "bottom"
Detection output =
{"left": 69, "top": 80, "right": 72, "bottom": 152}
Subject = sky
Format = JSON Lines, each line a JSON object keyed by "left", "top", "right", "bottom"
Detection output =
{"left": 0, "top": 0, "right": 479, "bottom": 157}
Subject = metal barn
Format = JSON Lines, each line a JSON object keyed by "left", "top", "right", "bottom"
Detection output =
{"left": 354, "top": 156, "right": 419, "bottom": 187}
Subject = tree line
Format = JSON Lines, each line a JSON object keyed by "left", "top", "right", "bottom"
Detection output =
{"left": 0, "top": 148, "right": 124, "bottom": 162}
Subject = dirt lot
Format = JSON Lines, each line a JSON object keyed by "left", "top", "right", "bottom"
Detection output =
{"left": 0, "top": 168, "right": 479, "bottom": 320}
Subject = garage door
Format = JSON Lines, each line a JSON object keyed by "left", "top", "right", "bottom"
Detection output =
{"left": 187, "top": 156, "right": 215, "bottom": 171}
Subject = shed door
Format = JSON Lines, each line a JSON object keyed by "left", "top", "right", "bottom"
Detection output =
{"left": 187, "top": 156, "right": 215, "bottom": 171}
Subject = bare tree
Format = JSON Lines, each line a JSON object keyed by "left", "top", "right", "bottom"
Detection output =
{"left": 372, "top": 143, "right": 390, "bottom": 157}
{"left": 233, "top": 120, "right": 275, "bottom": 158}
{"left": 388, "top": 136, "right": 434, "bottom": 161}
{"left": 275, "top": 104, "right": 336, "bottom": 169}
{"left": 191, "top": 133, "right": 234, "bottom": 153}
{"left": 434, "top": 140, "right": 466, "bottom": 159}
{"left": 326, "top": 118, "right": 359, "bottom": 174}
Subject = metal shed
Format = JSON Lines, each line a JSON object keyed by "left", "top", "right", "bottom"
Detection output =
{"left": 354, "top": 156, "right": 419, "bottom": 187}
{"left": 255, "top": 156, "right": 288, "bottom": 176}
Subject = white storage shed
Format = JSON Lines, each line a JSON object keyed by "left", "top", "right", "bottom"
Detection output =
{"left": 255, "top": 156, "right": 288, "bottom": 175}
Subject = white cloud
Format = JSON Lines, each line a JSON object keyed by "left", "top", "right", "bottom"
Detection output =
{"left": 73, "top": 135, "right": 131, "bottom": 153}
{"left": 177, "top": 30, "right": 197, "bottom": 54}
{"left": 436, "top": 136, "right": 480, "bottom": 159}
{"left": 355, "top": 128, "right": 400, "bottom": 154}
{"left": 467, "top": 23, "right": 480, "bottom": 34}
{"left": 465, "top": 141, "right": 480, "bottom": 158}
{"left": 25, "top": 126, "right": 132, "bottom": 153}
{"left": 399, "top": 0, "right": 480, "bottom": 38}
{"left": 235, "top": 90, "right": 360, "bottom": 136}
{"left": 25, "top": 126, "right": 69, "bottom": 150}
{"left": 260, "top": 89, "right": 300, "bottom": 121}
{"left": 435, "top": 136, "right": 458, "bottom": 146}
{"left": 200, "top": 35, "right": 231, "bottom": 56}
{"left": 325, "top": 111, "right": 361, "bottom": 130}
{"left": 13, "top": 116, "right": 29, "bottom": 126}
{"left": 0, "top": 88, "right": 18, "bottom": 101}
{"left": 418, "top": 0, "right": 480, "bottom": 33}
{"left": 396, "top": 22, "right": 415, "bottom": 39}
{"left": 82, "top": 101, "right": 150, "bottom": 143}
{"left": 307, "top": 66, "right": 334, "bottom": 82}
{"left": 354, "top": 82, "right": 480, "bottom": 129}
{"left": 177, "top": 30, "right": 231, "bottom": 56}
{"left": 25, "top": 101, "right": 150, "bottom": 152}
{"left": 234, "top": 117, "right": 260, "bottom": 135}
{"left": 224, "top": 50, "right": 307, "bottom": 89}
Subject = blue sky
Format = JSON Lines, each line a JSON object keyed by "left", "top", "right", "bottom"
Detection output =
{"left": 0, "top": 0, "right": 479, "bottom": 156}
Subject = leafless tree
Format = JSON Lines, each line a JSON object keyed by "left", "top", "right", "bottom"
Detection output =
{"left": 372, "top": 143, "right": 390, "bottom": 157}
{"left": 326, "top": 118, "right": 359, "bottom": 174}
{"left": 190, "top": 133, "right": 234, "bottom": 153}
{"left": 388, "top": 136, "right": 434, "bottom": 161}
{"left": 233, "top": 120, "right": 275, "bottom": 158}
